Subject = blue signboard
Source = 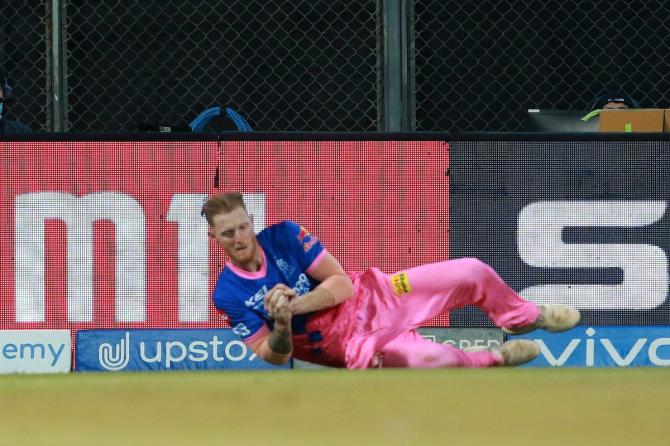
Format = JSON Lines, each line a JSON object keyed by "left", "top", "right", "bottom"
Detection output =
{"left": 509, "top": 326, "right": 670, "bottom": 367}
{"left": 76, "top": 329, "right": 290, "bottom": 371}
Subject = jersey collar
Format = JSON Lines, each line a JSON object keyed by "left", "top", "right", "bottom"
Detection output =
{"left": 226, "top": 246, "right": 268, "bottom": 280}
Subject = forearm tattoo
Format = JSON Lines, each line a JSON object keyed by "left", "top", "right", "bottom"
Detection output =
{"left": 268, "top": 324, "right": 292, "bottom": 355}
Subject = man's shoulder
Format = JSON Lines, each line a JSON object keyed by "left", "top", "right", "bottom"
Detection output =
{"left": 257, "top": 220, "right": 300, "bottom": 243}
{"left": 261, "top": 220, "right": 298, "bottom": 233}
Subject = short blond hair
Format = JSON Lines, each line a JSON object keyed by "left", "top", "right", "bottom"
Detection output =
{"left": 201, "top": 191, "right": 247, "bottom": 226}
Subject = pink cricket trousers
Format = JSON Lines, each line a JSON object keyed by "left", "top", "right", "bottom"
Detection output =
{"left": 336, "top": 258, "right": 540, "bottom": 369}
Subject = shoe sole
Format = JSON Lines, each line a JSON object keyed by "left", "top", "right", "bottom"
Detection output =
{"left": 541, "top": 306, "right": 581, "bottom": 332}
{"left": 503, "top": 305, "right": 581, "bottom": 335}
{"left": 498, "top": 340, "right": 541, "bottom": 366}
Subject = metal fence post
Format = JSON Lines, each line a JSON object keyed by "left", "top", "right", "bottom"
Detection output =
{"left": 378, "top": 0, "right": 415, "bottom": 131}
{"left": 47, "top": 0, "right": 67, "bottom": 131}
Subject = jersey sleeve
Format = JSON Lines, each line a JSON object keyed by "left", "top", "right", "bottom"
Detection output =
{"left": 212, "top": 282, "right": 266, "bottom": 342}
{"left": 279, "top": 220, "right": 326, "bottom": 271}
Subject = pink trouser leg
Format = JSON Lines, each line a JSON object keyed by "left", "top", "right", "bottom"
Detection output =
{"left": 387, "top": 257, "right": 540, "bottom": 330}
{"left": 371, "top": 258, "right": 538, "bottom": 368}
{"left": 381, "top": 330, "right": 503, "bottom": 368}
{"left": 344, "top": 258, "right": 539, "bottom": 368}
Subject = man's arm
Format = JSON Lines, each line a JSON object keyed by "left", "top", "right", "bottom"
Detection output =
{"left": 248, "top": 324, "right": 292, "bottom": 365}
{"left": 247, "top": 289, "right": 293, "bottom": 365}
{"left": 266, "top": 319, "right": 292, "bottom": 356}
{"left": 288, "top": 252, "right": 354, "bottom": 315}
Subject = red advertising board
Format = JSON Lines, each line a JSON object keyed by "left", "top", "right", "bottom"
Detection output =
{"left": 0, "top": 140, "right": 449, "bottom": 333}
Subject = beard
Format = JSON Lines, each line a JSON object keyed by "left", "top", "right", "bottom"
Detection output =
{"left": 229, "top": 242, "right": 258, "bottom": 266}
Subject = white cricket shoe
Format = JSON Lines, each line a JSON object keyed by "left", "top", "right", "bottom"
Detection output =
{"left": 493, "top": 340, "right": 540, "bottom": 366}
{"left": 502, "top": 304, "right": 580, "bottom": 335}
{"left": 463, "top": 340, "right": 541, "bottom": 367}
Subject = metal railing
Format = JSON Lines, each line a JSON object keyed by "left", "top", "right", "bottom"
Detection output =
{"left": 2, "top": 1, "right": 670, "bottom": 132}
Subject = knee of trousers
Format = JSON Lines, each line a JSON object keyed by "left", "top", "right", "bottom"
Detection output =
{"left": 448, "top": 257, "right": 496, "bottom": 287}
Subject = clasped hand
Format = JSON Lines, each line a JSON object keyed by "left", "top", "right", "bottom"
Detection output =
{"left": 264, "top": 284, "right": 297, "bottom": 325}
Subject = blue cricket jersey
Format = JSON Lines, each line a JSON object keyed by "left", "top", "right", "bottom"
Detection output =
{"left": 212, "top": 220, "right": 325, "bottom": 342}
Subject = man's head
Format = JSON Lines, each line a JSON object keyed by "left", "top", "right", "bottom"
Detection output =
{"left": 592, "top": 92, "right": 639, "bottom": 110}
{"left": 202, "top": 192, "right": 258, "bottom": 265}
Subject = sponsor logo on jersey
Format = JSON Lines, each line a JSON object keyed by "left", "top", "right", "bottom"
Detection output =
{"left": 297, "top": 225, "right": 319, "bottom": 252}
{"left": 293, "top": 273, "right": 312, "bottom": 296}
{"left": 232, "top": 323, "right": 251, "bottom": 339}
{"left": 297, "top": 226, "right": 311, "bottom": 242}
{"left": 303, "top": 238, "right": 318, "bottom": 252}
{"left": 391, "top": 272, "right": 412, "bottom": 296}
{"left": 244, "top": 285, "right": 269, "bottom": 310}
{"left": 276, "top": 258, "right": 295, "bottom": 277}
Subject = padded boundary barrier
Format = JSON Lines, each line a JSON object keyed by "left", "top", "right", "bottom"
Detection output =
{"left": 2, "top": 133, "right": 669, "bottom": 342}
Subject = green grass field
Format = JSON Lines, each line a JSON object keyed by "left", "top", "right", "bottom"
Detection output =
{"left": 1, "top": 368, "right": 668, "bottom": 446}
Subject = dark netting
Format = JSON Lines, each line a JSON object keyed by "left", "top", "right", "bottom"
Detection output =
{"left": 6, "top": 1, "right": 670, "bottom": 133}
{"left": 1, "top": 0, "right": 48, "bottom": 132}
{"left": 65, "top": 0, "right": 377, "bottom": 132}
{"left": 415, "top": 0, "right": 670, "bottom": 131}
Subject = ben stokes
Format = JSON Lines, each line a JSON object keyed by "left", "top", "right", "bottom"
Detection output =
{"left": 203, "top": 192, "right": 580, "bottom": 369}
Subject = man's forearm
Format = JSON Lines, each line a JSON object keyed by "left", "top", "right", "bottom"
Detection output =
{"left": 268, "top": 320, "right": 293, "bottom": 356}
{"left": 255, "top": 322, "right": 292, "bottom": 366}
{"left": 289, "top": 274, "right": 353, "bottom": 315}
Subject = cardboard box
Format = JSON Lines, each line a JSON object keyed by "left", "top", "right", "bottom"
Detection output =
{"left": 598, "top": 109, "right": 666, "bottom": 132}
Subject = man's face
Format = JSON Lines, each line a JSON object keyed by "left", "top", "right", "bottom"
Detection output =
{"left": 209, "top": 207, "right": 257, "bottom": 265}
{"left": 603, "top": 101, "right": 629, "bottom": 110}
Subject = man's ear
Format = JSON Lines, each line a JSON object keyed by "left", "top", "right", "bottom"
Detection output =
{"left": 249, "top": 213, "right": 255, "bottom": 230}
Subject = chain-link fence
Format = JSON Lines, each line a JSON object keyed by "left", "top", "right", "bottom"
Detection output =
{"left": 1, "top": 0, "right": 49, "bottom": 132}
{"left": 65, "top": 0, "right": 378, "bottom": 132}
{"left": 415, "top": 0, "right": 670, "bottom": 131}
{"left": 3, "top": 0, "right": 378, "bottom": 132}
{"left": 3, "top": 1, "right": 670, "bottom": 132}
